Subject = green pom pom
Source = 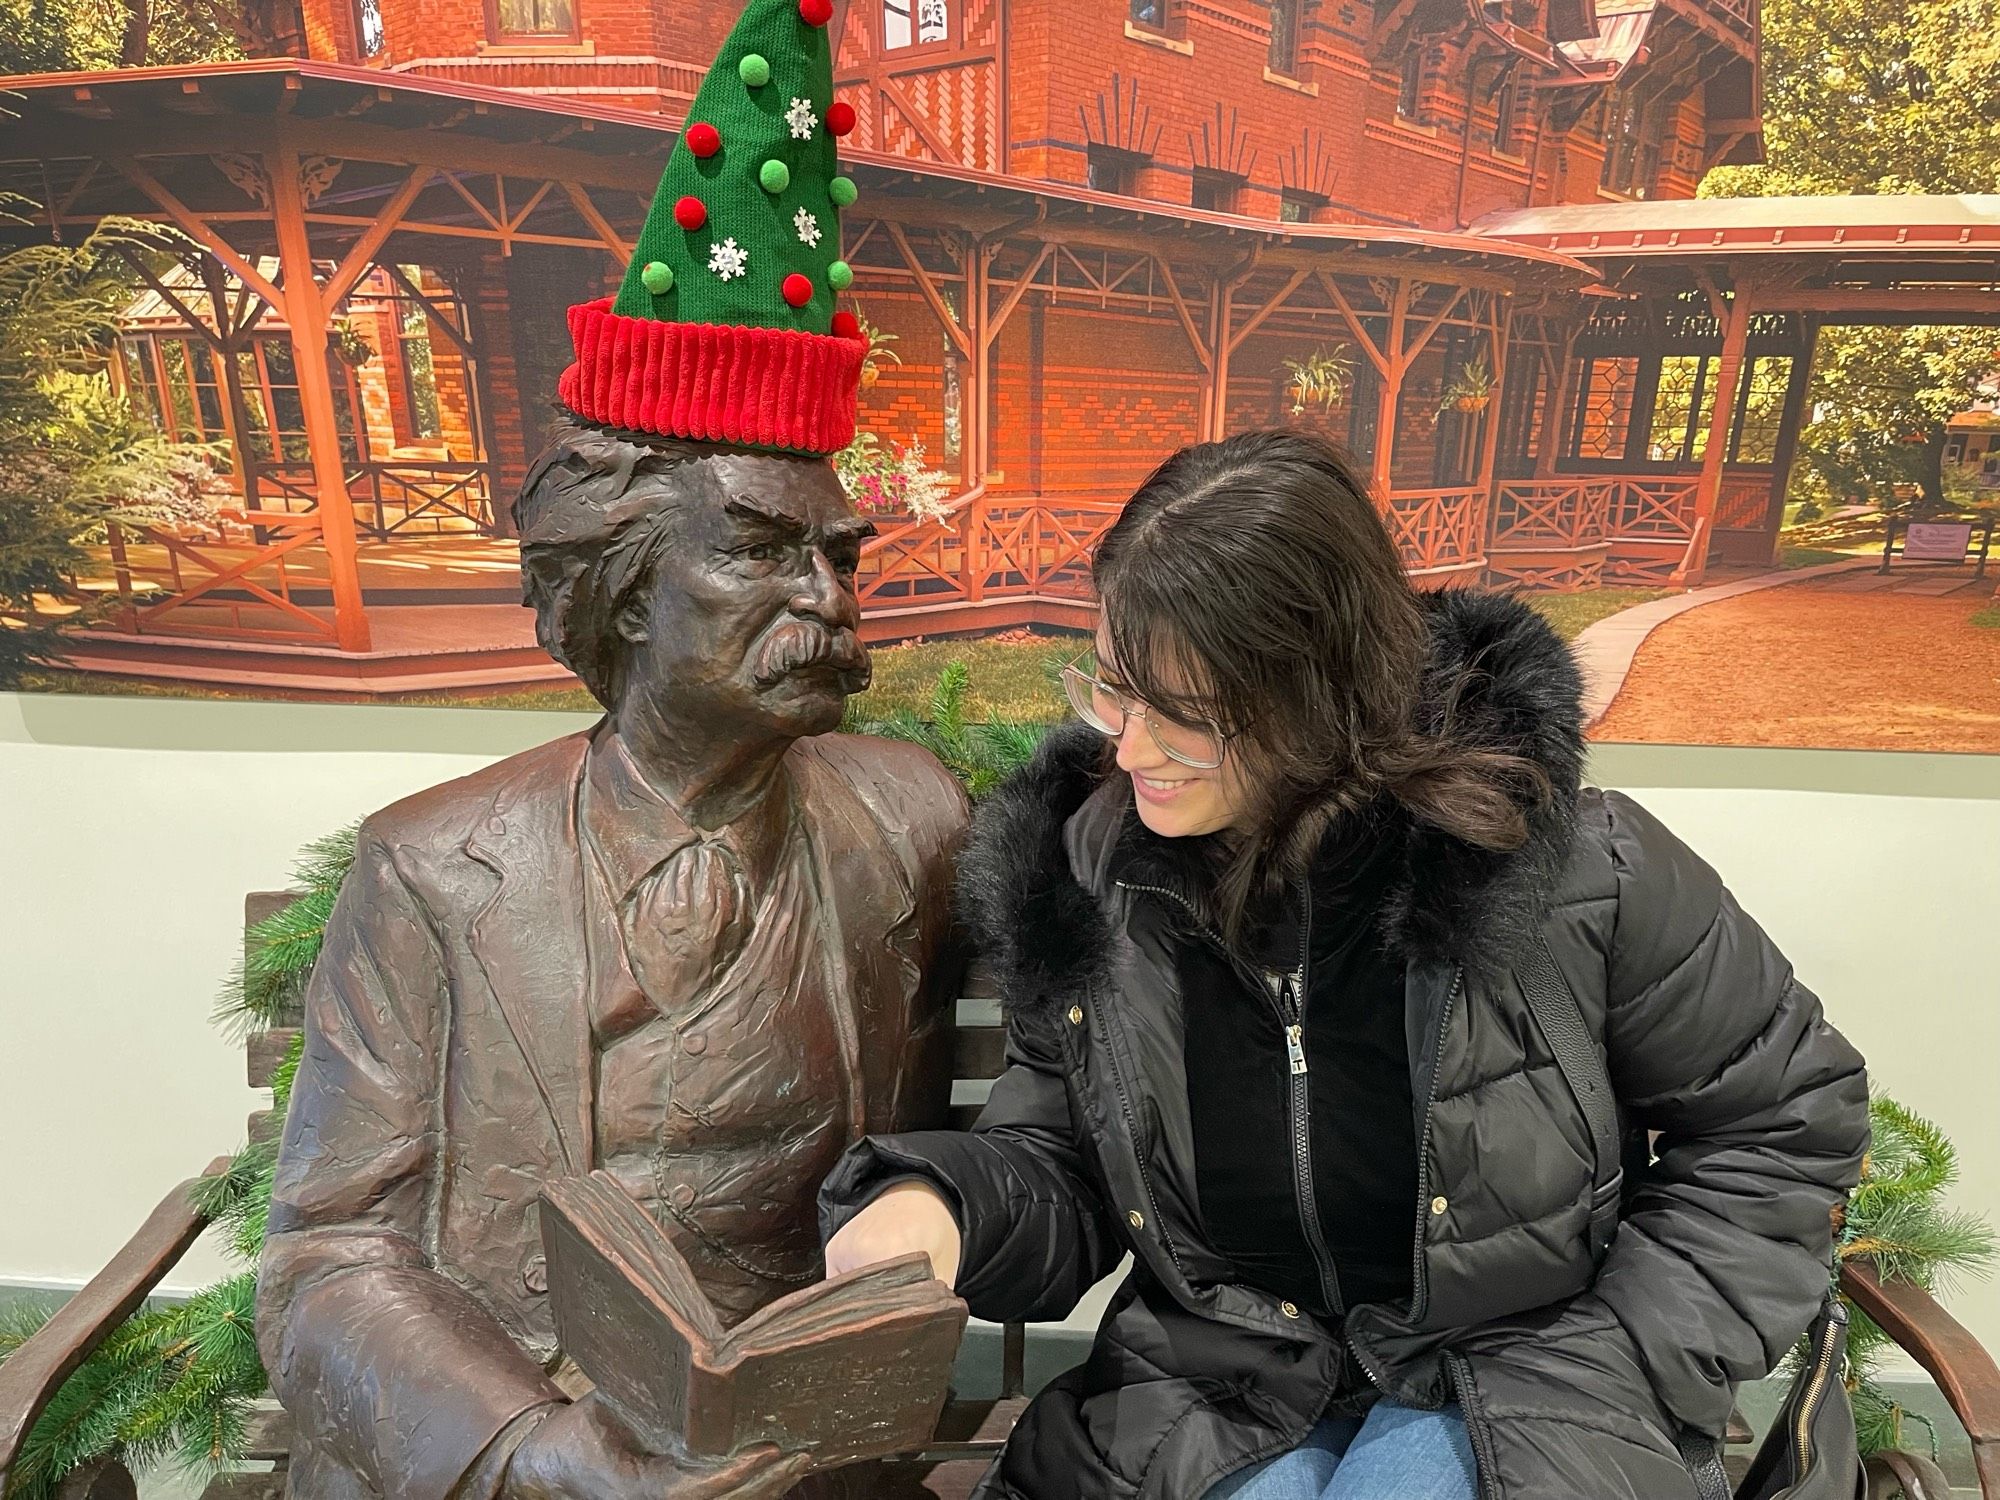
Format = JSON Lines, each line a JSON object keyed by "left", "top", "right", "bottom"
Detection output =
{"left": 827, "top": 260, "right": 854, "bottom": 290}
{"left": 760, "top": 159, "right": 792, "bottom": 194}
{"left": 828, "top": 176, "right": 858, "bottom": 207}
{"left": 738, "top": 53, "right": 771, "bottom": 87}
{"left": 639, "top": 261, "right": 674, "bottom": 294}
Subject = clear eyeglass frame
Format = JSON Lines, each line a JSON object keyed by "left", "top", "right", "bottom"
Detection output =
{"left": 1059, "top": 656, "right": 1228, "bottom": 770}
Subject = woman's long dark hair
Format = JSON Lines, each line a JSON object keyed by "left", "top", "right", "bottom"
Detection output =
{"left": 1093, "top": 428, "right": 1552, "bottom": 942}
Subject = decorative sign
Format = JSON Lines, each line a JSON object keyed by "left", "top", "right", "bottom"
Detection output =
{"left": 1904, "top": 522, "right": 1974, "bottom": 562}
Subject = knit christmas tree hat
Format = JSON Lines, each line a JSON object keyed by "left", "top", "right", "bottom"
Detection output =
{"left": 558, "top": 0, "right": 865, "bottom": 456}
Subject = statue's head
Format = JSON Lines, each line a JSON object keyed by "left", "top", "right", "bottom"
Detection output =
{"left": 514, "top": 417, "right": 873, "bottom": 740}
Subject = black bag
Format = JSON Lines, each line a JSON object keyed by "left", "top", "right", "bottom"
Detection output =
{"left": 1516, "top": 938, "right": 1864, "bottom": 1500}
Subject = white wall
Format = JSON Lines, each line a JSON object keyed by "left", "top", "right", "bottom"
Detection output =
{"left": 3, "top": 692, "right": 1996, "bottom": 1360}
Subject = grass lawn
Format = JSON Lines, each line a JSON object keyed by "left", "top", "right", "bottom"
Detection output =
{"left": 1521, "top": 588, "right": 1670, "bottom": 641}
{"left": 1973, "top": 605, "right": 2000, "bottom": 631}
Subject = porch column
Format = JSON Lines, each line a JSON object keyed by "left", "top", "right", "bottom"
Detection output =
{"left": 1372, "top": 280, "right": 1410, "bottom": 500}
{"left": 1673, "top": 281, "right": 1752, "bottom": 589}
{"left": 268, "top": 144, "right": 371, "bottom": 652}
{"left": 1757, "top": 316, "right": 1821, "bottom": 566}
{"left": 1472, "top": 292, "right": 1510, "bottom": 503}
{"left": 1536, "top": 319, "right": 1579, "bottom": 479}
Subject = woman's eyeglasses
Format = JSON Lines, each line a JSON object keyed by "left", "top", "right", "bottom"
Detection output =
{"left": 1060, "top": 657, "right": 1227, "bottom": 769}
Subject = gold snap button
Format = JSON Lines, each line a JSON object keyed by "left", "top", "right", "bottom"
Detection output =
{"left": 1067, "top": 1005, "right": 1084, "bottom": 1026}
{"left": 1126, "top": 1209, "right": 1145, "bottom": 1230}
{"left": 1430, "top": 1195, "right": 1449, "bottom": 1216}
{"left": 1280, "top": 1300, "right": 1300, "bottom": 1319}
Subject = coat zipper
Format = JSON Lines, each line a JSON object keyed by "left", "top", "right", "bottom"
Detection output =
{"left": 1794, "top": 1300, "right": 1845, "bottom": 1471}
{"left": 1118, "top": 876, "right": 1343, "bottom": 1318}
{"left": 1270, "top": 877, "right": 1344, "bottom": 1318}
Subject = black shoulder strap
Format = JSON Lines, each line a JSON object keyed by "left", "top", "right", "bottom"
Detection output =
{"left": 1515, "top": 936, "right": 1623, "bottom": 1259}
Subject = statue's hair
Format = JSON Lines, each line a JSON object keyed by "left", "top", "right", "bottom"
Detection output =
{"left": 513, "top": 414, "right": 710, "bottom": 710}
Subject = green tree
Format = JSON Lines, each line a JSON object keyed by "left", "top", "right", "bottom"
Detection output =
{"left": 0, "top": 0, "right": 244, "bottom": 74}
{"left": 0, "top": 213, "right": 221, "bottom": 688}
{"left": 1703, "top": 0, "right": 2000, "bottom": 513}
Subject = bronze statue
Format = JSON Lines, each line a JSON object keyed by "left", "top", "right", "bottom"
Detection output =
{"left": 256, "top": 420, "right": 969, "bottom": 1500}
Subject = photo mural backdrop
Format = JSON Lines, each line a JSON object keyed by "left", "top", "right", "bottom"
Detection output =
{"left": 3, "top": 0, "right": 1996, "bottom": 750}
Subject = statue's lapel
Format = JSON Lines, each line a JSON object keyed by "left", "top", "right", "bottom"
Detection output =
{"left": 793, "top": 742, "right": 923, "bottom": 1136}
{"left": 463, "top": 734, "right": 596, "bottom": 1176}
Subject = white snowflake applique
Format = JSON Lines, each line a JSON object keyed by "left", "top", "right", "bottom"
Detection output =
{"left": 794, "top": 207, "right": 822, "bottom": 247}
{"left": 786, "top": 96, "right": 819, "bottom": 141}
{"left": 708, "top": 237, "right": 749, "bottom": 281}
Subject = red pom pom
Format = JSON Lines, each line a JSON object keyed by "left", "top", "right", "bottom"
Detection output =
{"left": 799, "top": 0, "right": 833, "bottom": 24}
{"left": 685, "top": 122, "right": 720, "bottom": 158}
{"left": 826, "top": 100, "right": 857, "bottom": 137}
{"left": 831, "top": 310, "right": 861, "bottom": 340}
{"left": 673, "top": 195, "right": 707, "bottom": 230}
{"left": 782, "top": 273, "right": 815, "bottom": 308}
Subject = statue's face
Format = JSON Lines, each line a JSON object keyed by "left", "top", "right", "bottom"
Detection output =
{"left": 616, "top": 450, "right": 874, "bottom": 741}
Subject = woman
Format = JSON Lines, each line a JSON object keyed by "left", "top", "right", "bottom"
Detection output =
{"left": 818, "top": 430, "right": 1869, "bottom": 1500}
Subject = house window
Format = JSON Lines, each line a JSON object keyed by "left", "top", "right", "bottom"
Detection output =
{"left": 1491, "top": 69, "right": 1521, "bottom": 155}
{"left": 491, "top": 0, "right": 576, "bottom": 41}
{"left": 1279, "top": 189, "right": 1326, "bottom": 223}
{"left": 1395, "top": 46, "right": 1424, "bottom": 122}
{"left": 1129, "top": 0, "right": 1166, "bottom": 29}
{"left": 884, "top": 0, "right": 950, "bottom": 49}
{"left": 1598, "top": 86, "right": 1661, "bottom": 196}
{"left": 398, "top": 305, "right": 443, "bottom": 442}
{"left": 355, "top": 0, "right": 384, "bottom": 56}
{"left": 1268, "top": 0, "right": 1301, "bottom": 75}
{"left": 1191, "top": 169, "right": 1244, "bottom": 214}
{"left": 1086, "top": 145, "right": 1141, "bottom": 196}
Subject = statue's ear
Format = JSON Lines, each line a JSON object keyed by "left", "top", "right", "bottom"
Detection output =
{"left": 613, "top": 590, "right": 652, "bottom": 646}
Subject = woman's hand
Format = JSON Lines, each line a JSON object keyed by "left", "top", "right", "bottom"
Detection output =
{"left": 823, "top": 1180, "right": 963, "bottom": 1288}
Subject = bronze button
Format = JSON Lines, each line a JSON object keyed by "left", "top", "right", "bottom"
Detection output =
{"left": 521, "top": 1255, "right": 548, "bottom": 1294}
{"left": 682, "top": 1032, "right": 708, "bottom": 1056}
{"left": 1430, "top": 1195, "right": 1450, "bottom": 1216}
{"left": 1126, "top": 1209, "right": 1145, "bottom": 1230}
{"left": 1067, "top": 1005, "right": 1084, "bottom": 1026}
{"left": 1280, "top": 1300, "right": 1300, "bottom": 1319}
{"left": 671, "top": 1183, "right": 697, "bottom": 1209}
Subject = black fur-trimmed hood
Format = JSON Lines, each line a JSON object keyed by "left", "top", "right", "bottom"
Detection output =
{"left": 956, "top": 588, "right": 1587, "bottom": 1006}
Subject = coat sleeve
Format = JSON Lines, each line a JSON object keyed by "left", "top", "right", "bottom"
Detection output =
{"left": 1582, "top": 789, "right": 1870, "bottom": 1435}
{"left": 819, "top": 1009, "right": 1125, "bottom": 1324}
{"left": 257, "top": 824, "right": 562, "bottom": 1500}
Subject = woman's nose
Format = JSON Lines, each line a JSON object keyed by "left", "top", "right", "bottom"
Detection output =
{"left": 1113, "top": 716, "right": 1163, "bottom": 772}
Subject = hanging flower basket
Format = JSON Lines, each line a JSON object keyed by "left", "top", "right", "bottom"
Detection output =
{"left": 1434, "top": 355, "right": 1494, "bottom": 424}
{"left": 330, "top": 319, "right": 376, "bottom": 369}
{"left": 854, "top": 311, "right": 901, "bottom": 390}
{"left": 1281, "top": 345, "right": 1352, "bottom": 417}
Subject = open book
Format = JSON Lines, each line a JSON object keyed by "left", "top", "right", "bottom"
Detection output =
{"left": 540, "top": 1171, "right": 968, "bottom": 1466}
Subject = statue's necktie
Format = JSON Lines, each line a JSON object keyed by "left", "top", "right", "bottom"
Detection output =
{"left": 620, "top": 838, "right": 752, "bottom": 1022}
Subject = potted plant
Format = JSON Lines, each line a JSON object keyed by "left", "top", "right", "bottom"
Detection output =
{"left": 1435, "top": 355, "right": 1494, "bottom": 420}
{"left": 854, "top": 312, "right": 902, "bottom": 390}
{"left": 1281, "top": 346, "right": 1351, "bottom": 416}
{"left": 330, "top": 319, "right": 376, "bottom": 368}
{"left": 833, "top": 430, "right": 953, "bottom": 522}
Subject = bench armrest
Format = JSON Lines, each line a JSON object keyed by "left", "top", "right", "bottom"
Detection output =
{"left": 0, "top": 1159, "right": 230, "bottom": 1490}
{"left": 1842, "top": 1257, "right": 2000, "bottom": 1497}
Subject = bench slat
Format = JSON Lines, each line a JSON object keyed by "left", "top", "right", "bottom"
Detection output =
{"left": 950, "top": 1025, "right": 1007, "bottom": 1081}
{"left": 247, "top": 1028, "right": 302, "bottom": 1089}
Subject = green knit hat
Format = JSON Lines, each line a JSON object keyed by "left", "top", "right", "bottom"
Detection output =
{"left": 558, "top": 0, "right": 864, "bottom": 455}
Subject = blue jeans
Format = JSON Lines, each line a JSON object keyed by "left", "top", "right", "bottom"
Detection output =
{"left": 1203, "top": 1402, "right": 1478, "bottom": 1500}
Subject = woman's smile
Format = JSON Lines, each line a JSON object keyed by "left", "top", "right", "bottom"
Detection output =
{"left": 1132, "top": 771, "right": 1198, "bottom": 803}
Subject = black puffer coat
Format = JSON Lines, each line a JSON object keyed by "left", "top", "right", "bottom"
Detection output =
{"left": 820, "top": 589, "right": 1870, "bottom": 1500}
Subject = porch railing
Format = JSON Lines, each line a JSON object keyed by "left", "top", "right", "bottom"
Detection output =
{"left": 856, "top": 488, "right": 1120, "bottom": 610}
{"left": 1380, "top": 486, "right": 1490, "bottom": 576}
{"left": 244, "top": 459, "right": 497, "bottom": 540}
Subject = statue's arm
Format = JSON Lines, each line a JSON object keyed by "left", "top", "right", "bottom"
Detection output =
{"left": 256, "top": 824, "right": 563, "bottom": 1500}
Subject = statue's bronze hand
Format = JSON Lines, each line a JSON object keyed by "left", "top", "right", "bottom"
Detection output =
{"left": 503, "top": 1394, "right": 813, "bottom": 1500}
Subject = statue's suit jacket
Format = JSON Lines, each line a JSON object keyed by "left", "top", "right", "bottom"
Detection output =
{"left": 257, "top": 728, "right": 968, "bottom": 1500}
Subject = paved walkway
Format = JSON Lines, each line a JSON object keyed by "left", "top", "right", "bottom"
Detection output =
{"left": 1572, "top": 559, "right": 1875, "bottom": 727}
{"left": 1579, "top": 560, "right": 2000, "bottom": 750}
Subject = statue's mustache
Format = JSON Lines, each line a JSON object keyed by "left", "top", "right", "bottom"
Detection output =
{"left": 752, "top": 621, "right": 869, "bottom": 687}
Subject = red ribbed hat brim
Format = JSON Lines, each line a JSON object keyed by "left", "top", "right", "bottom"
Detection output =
{"left": 557, "top": 298, "right": 863, "bottom": 456}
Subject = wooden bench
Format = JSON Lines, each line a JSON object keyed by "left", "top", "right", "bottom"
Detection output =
{"left": 5, "top": 894, "right": 1997, "bottom": 1500}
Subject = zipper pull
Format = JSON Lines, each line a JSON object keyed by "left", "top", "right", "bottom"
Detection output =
{"left": 1285, "top": 1023, "right": 1308, "bottom": 1075}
